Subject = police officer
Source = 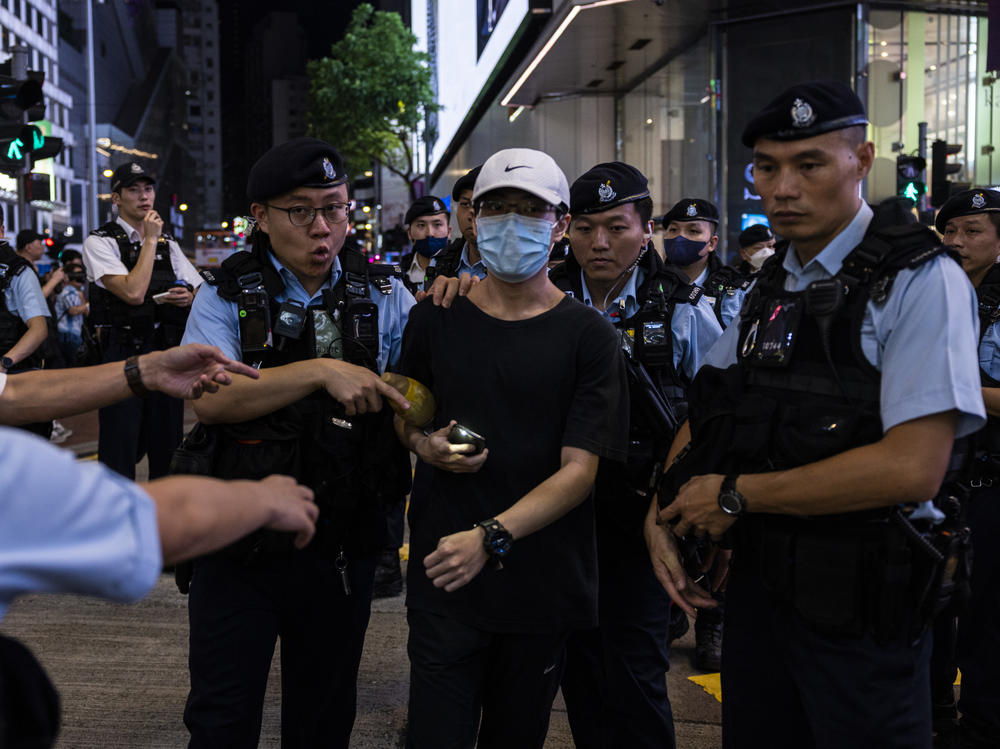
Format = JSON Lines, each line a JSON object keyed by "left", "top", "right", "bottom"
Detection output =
{"left": 934, "top": 187, "right": 1000, "bottom": 749}
{"left": 179, "top": 137, "right": 414, "bottom": 749}
{"left": 82, "top": 162, "right": 202, "bottom": 479}
{"left": 432, "top": 165, "right": 488, "bottom": 282}
{"left": 735, "top": 224, "right": 776, "bottom": 275}
{"left": 553, "top": 162, "right": 721, "bottom": 749}
{"left": 400, "top": 195, "right": 451, "bottom": 294}
{"left": 647, "top": 80, "right": 984, "bottom": 749}
{"left": 0, "top": 214, "right": 51, "bottom": 437}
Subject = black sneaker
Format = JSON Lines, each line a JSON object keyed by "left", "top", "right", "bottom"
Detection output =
{"left": 693, "top": 609, "right": 723, "bottom": 672}
{"left": 372, "top": 548, "right": 403, "bottom": 599}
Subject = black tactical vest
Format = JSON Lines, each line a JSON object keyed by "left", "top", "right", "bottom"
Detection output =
{"left": 971, "top": 263, "right": 1000, "bottom": 473}
{"left": 0, "top": 242, "right": 31, "bottom": 358}
{"left": 200, "top": 246, "right": 410, "bottom": 557}
{"left": 87, "top": 222, "right": 188, "bottom": 343}
{"left": 703, "top": 262, "right": 752, "bottom": 328}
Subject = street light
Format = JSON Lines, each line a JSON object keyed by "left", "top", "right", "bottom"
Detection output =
{"left": 221, "top": 221, "right": 229, "bottom": 229}
{"left": 102, "top": 168, "right": 113, "bottom": 178}
{"left": 178, "top": 203, "right": 188, "bottom": 212}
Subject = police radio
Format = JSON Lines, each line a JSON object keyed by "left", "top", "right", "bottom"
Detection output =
{"left": 344, "top": 298, "right": 379, "bottom": 358}
{"left": 238, "top": 288, "right": 272, "bottom": 352}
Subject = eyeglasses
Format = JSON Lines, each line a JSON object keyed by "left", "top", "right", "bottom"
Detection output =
{"left": 266, "top": 202, "right": 351, "bottom": 226}
{"left": 477, "top": 199, "right": 557, "bottom": 219}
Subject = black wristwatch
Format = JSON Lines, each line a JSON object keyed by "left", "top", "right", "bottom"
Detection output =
{"left": 476, "top": 518, "right": 513, "bottom": 565}
{"left": 0, "top": 355, "right": 13, "bottom": 371}
{"left": 717, "top": 474, "right": 748, "bottom": 517}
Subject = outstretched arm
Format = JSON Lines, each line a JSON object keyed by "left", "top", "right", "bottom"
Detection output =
{"left": 0, "top": 343, "right": 261, "bottom": 425}
{"left": 147, "top": 474, "right": 318, "bottom": 564}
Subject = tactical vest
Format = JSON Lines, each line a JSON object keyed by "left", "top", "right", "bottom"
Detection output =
{"left": 703, "top": 262, "right": 752, "bottom": 328}
{"left": 551, "top": 248, "right": 701, "bottom": 521}
{"left": 0, "top": 243, "right": 42, "bottom": 370}
{"left": 971, "top": 263, "right": 1000, "bottom": 478}
{"left": 422, "top": 237, "right": 466, "bottom": 291}
{"left": 200, "top": 246, "right": 410, "bottom": 558}
{"left": 87, "top": 222, "right": 188, "bottom": 344}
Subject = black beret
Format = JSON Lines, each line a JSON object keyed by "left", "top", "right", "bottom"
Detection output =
{"left": 662, "top": 197, "right": 719, "bottom": 228}
{"left": 935, "top": 187, "right": 1000, "bottom": 233}
{"left": 569, "top": 162, "right": 650, "bottom": 216}
{"left": 111, "top": 161, "right": 155, "bottom": 193}
{"left": 247, "top": 137, "right": 347, "bottom": 202}
{"left": 741, "top": 80, "right": 868, "bottom": 148}
{"left": 405, "top": 195, "right": 449, "bottom": 226}
{"left": 738, "top": 224, "right": 774, "bottom": 248}
{"left": 452, "top": 165, "right": 482, "bottom": 200}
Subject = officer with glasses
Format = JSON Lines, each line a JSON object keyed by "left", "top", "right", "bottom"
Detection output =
{"left": 180, "top": 137, "right": 415, "bottom": 749}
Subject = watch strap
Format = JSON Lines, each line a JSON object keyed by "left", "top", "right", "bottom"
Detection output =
{"left": 124, "top": 355, "right": 152, "bottom": 398}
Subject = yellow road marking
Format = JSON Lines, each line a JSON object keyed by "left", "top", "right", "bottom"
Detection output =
{"left": 688, "top": 672, "right": 722, "bottom": 702}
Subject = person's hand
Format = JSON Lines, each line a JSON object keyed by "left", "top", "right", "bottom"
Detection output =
{"left": 414, "top": 420, "right": 488, "bottom": 473}
{"left": 139, "top": 344, "right": 261, "bottom": 399}
{"left": 256, "top": 475, "right": 318, "bottom": 549}
{"left": 320, "top": 359, "right": 411, "bottom": 416}
{"left": 48, "top": 267, "right": 66, "bottom": 285}
{"left": 644, "top": 499, "right": 717, "bottom": 616}
{"left": 657, "top": 474, "right": 736, "bottom": 541}
{"left": 162, "top": 285, "right": 194, "bottom": 307}
{"left": 414, "top": 272, "right": 480, "bottom": 307}
{"left": 143, "top": 210, "right": 163, "bottom": 241}
{"left": 424, "top": 528, "right": 489, "bottom": 592}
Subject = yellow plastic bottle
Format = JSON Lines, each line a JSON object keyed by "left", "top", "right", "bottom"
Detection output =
{"left": 381, "top": 372, "right": 435, "bottom": 427}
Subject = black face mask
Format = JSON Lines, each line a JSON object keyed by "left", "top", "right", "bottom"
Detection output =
{"left": 413, "top": 236, "right": 448, "bottom": 259}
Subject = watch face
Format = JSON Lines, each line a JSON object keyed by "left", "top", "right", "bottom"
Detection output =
{"left": 490, "top": 533, "right": 512, "bottom": 556}
{"left": 719, "top": 490, "right": 744, "bottom": 515}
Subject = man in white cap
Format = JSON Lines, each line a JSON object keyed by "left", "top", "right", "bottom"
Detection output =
{"left": 394, "top": 147, "right": 629, "bottom": 748}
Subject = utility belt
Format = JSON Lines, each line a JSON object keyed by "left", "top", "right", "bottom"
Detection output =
{"left": 735, "top": 508, "right": 960, "bottom": 643}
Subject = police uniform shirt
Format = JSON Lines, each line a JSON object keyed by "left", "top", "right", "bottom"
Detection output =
{"left": 3, "top": 261, "right": 49, "bottom": 321}
{"left": 449, "top": 243, "right": 488, "bottom": 280}
{"left": 82, "top": 216, "right": 202, "bottom": 291}
{"left": 182, "top": 250, "right": 415, "bottom": 372}
{"left": 702, "top": 202, "right": 986, "bottom": 439}
{"left": 981, "top": 312, "right": 1000, "bottom": 381}
{"left": 0, "top": 421, "right": 161, "bottom": 620}
{"left": 695, "top": 263, "right": 746, "bottom": 329}
{"left": 577, "top": 266, "right": 722, "bottom": 381}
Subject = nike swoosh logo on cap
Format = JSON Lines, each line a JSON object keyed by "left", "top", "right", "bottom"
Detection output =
{"left": 504, "top": 165, "right": 530, "bottom": 172}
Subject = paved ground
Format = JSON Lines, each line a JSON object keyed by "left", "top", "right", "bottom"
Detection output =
{"left": 11, "top": 409, "right": 722, "bottom": 747}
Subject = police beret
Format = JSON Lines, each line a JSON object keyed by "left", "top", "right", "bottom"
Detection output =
{"left": 570, "top": 162, "right": 650, "bottom": 216}
{"left": 738, "top": 224, "right": 774, "bottom": 248}
{"left": 741, "top": 80, "right": 869, "bottom": 149}
{"left": 15, "top": 228, "right": 43, "bottom": 249}
{"left": 247, "top": 137, "right": 348, "bottom": 202}
{"left": 405, "top": 195, "right": 449, "bottom": 226}
{"left": 662, "top": 198, "right": 719, "bottom": 228}
{"left": 935, "top": 188, "right": 1000, "bottom": 233}
{"left": 111, "top": 161, "right": 155, "bottom": 193}
{"left": 452, "top": 165, "right": 482, "bottom": 200}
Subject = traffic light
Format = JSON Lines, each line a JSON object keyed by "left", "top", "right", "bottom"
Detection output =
{"left": 0, "top": 74, "right": 43, "bottom": 122}
{"left": 931, "top": 139, "right": 964, "bottom": 208}
{"left": 896, "top": 155, "right": 926, "bottom": 202}
{"left": 30, "top": 135, "right": 62, "bottom": 167}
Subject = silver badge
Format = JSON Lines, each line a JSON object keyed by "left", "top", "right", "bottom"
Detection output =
{"left": 791, "top": 98, "right": 816, "bottom": 128}
{"left": 598, "top": 180, "right": 616, "bottom": 203}
{"left": 686, "top": 203, "right": 698, "bottom": 217}
{"left": 130, "top": 163, "right": 143, "bottom": 174}
{"left": 322, "top": 157, "right": 336, "bottom": 180}
{"left": 973, "top": 192, "right": 987, "bottom": 209}
{"left": 433, "top": 200, "right": 441, "bottom": 211}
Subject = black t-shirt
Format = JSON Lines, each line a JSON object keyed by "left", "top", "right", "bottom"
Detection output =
{"left": 396, "top": 294, "right": 629, "bottom": 633}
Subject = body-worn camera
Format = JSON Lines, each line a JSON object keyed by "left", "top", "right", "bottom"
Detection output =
{"left": 447, "top": 423, "right": 486, "bottom": 456}
{"left": 238, "top": 288, "right": 272, "bottom": 352}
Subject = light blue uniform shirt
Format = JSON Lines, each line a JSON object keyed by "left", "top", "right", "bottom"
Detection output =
{"left": 577, "top": 266, "right": 723, "bottom": 381}
{"left": 695, "top": 264, "right": 746, "bottom": 329}
{"left": 979, "top": 318, "right": 1000, "bottom": 381}
{"left": 703, "top": 202, "right": 986, "bottom": 439}
{"left": 449, "top": 243, "right": 488, "bottom": 280}
{"left": 182, "top": 251, "right": 415, "bottom": 373}
{"left": 4, "top": 264, "right": 50, "bottom": 321}
{"left": 0, "top": 425, "right": 161, "bottom": 620}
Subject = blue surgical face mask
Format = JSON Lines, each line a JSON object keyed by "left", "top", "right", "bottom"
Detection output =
{"left": 412, "top": 235, "right": 449, "bottom": 259}
{"left": 663, "top": 235, "right": 708, "bottom": 267}
{"left": 475, "top": 213, "right": 554, "bottom": 283}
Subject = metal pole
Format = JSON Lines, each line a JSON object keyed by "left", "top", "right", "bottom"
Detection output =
{"left": 11, "top": 45, "right": 28, "bottom": 234}
{"left": 86, "top": 0, "right": 98, "bottom": 232}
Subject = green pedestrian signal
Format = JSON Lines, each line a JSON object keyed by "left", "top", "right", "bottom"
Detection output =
{"left": 6, "top": 137, "right": 22, "bottom": 160}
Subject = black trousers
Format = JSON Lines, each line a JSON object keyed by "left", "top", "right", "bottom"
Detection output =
{"left": 957, "top": 484, "right": 1000, "bottom": 743}
{"left": 97, "top": 333, "right": 183, "bottom": 480}
{"left": 561, "top": 549, "right": 674, "bottom": 749}
{"left": 721, "top": 554, "right": 932, "bottom": 749}
{"left": 184, "top": 548, "right": 377, "bottom": 749}
{"left": 406, "top": 608, "right": 567, "bottom": 749}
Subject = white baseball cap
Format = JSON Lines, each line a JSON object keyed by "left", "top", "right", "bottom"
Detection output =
{"left": 473, "top": 148, "right": 570, "bottom": 209}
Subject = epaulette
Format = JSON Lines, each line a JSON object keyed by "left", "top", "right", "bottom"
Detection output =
{"left": 213, "top": 250, "right": 285, "bottom": 301}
